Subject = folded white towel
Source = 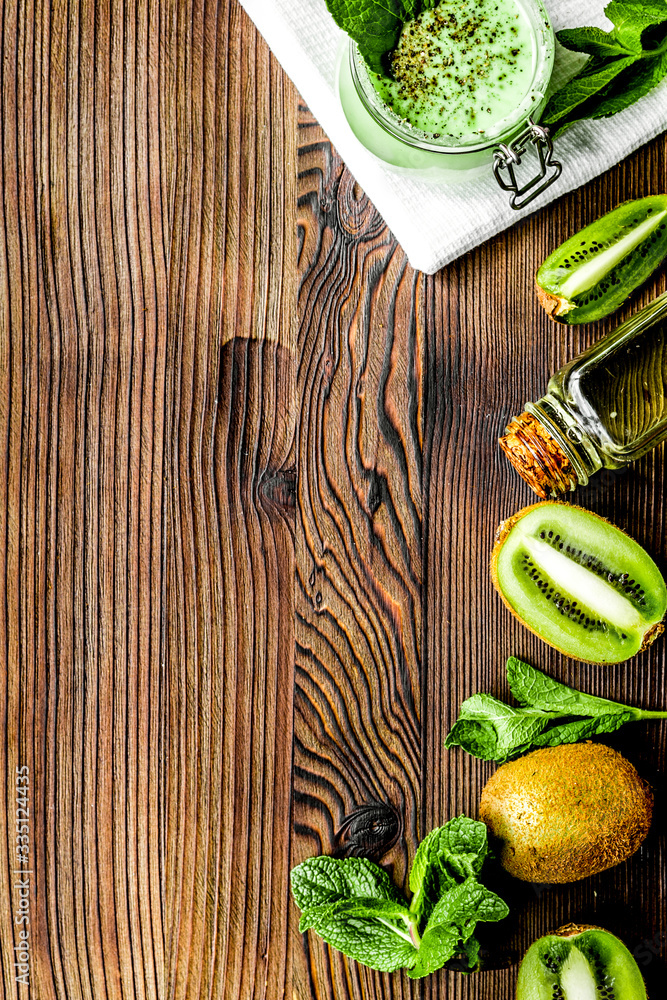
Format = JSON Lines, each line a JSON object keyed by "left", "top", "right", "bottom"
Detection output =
{"left": 238, "top": 0, "right": 667, "bottom": 273}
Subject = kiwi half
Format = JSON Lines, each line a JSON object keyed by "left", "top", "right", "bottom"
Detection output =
{"left": 491, "top": 502, "right": 666, "bottom": 664}
{"left": 536, "top": 195, "right": 667, "bottom": 323}
{"left": 516, "top": 925, "right": 647, "bottom": 1000}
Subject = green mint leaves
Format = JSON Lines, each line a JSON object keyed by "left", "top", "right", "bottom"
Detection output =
{"left": 403, "top": 819, "right": 507, "bottom": 979}
{"left": 408, "top": 878, "right": 508, "bottom": 978}
{"left": 291, "top": 817, "right": 508, "bottom": 978}
{"left": 324, "top": 0, "right": 408, "bottom": 73}
{"left": 445, "top": 656, "right": 667, "bottom": 763}
{"left": 408, "top": 817, "right": 488, "bottom": 925}
{"left": 543, "top": 1, "right": 667, "bottom": 136}
{"left": 291, "top": 856, "right": 417, "bottom": 972}
{"left": 324, "top": 0, "right": 440, "bottom": 73}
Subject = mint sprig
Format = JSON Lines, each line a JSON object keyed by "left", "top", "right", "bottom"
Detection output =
{"left": 324, "top": 0, "right": 440, "bottom": 73}
{"left": 407, "top": 878, "right": 508, "bottom": 979}
{"left": 291, "top": 817, "right": 508, "bottom": 978}
{"left": 325, "top": 0, "right": 408, "bottom": 73}
{"left": 299, "top": 899, "right": 420, "bottom": 972}
{"left": 445, "top": 656, "right": 667, "bottom": 763}
{"left": 543, "top": 0, "right": 667, "bottom": 136}
{"left": 409, "top": 817, "right": 488, "bottom": 925}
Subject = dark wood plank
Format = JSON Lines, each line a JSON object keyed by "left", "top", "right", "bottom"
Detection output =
{"left": 0, "top": 0, "right": 169, "bottom": 997}
{"left": 293, "top": 106, "right": 423, "bottom": 1000}
{"left": 1, "top": 1, "right": 298, "bottom": 998}
{"left": 164, "top": 3, "right": 297, "bottom": 999}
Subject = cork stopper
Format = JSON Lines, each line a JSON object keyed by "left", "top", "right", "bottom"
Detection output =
{"left": 499, "top": 412, "right": 578, "bottom": 499}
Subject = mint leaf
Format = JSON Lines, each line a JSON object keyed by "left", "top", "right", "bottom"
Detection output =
{"left": 543, "top": 55, "right": 639, "bottom": 127}
{"left": 543, "top": 0, "right": 667, "bottom": 136}
{"left": 292, "top": 858, "right": 418, "bottom": 971}
{"left": 292, "top": 821, "right": 509, "bottom": 977}
{"left": 425, "top": 878, "right": 509, "bottom": 932}
{"left": 459, "top": 934, "right": 482, "bottom": 972}
{"left": 325, "top": 0, "right": 410, "bottom": 73}
{"left": 446, "top": 657, "right": 667, "bottom": 762}
{"left": 409, "top": 831, "right": 454, "bottom": 921}
{"left": 444, "top": 718, "right": 502, "bottom": 760}
{"left": 530, "top": 711, "right": 635, "bottom": 747}
{"left": 291, "top": 855, "right": 404, "bottom": 911}
{"left": 409, "top": 817, "right": 489, "bottom": 923}
{"left": 444, "top": 694, "right": 554, "bottom": 762}
{"left": 407, "top": 879, "right": 509, "bottom": 978}
{"left": 563, "top": 2, "right": 667, "bottom": 59}
{"left": 299, "top": 898, "right": 418, "bottom": 972}
{"left": 557, "top": 25, "right": 636, "bottom": 57}
{"left": 407, "top": 925, "right": 460, "bottom": 978}
{"left": 507, "top": 657, "right": 660, "bottom": 721}
{"left": 606, "top": 1, "right": 667, "bottom": 52}
{"left": 587, "top": 47, "right": 667, "bottom": 117}
{"left": 507, "top": 657, "right": 629, "bottom": 715}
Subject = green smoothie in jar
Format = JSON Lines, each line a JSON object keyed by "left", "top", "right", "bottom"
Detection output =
{"left": 371, "top": 0, "right": 538, "bottom": 141}
{"left": 337, "top": 0, "right": 556, "bottom": 182}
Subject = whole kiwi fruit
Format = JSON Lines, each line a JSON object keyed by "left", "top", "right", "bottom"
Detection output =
{"left": 516, "top": 924, "right": 647, "bottom": 999}
{"left": 479, "top": 742, "right": 653, "bottom": 883}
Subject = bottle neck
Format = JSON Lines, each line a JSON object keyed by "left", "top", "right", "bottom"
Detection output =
{"left": 500, "top": 395, "right": 603, "bottom": 499}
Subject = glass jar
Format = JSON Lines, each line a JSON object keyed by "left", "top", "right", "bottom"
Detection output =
{"left": 336, "top": 0, "right": 560, "bottom": 206}
{"left": 501, "top": 291, "right": 667, "bottom": 497}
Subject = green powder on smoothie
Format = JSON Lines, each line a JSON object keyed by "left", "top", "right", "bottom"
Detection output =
{"left": 371, "top": 0, "right": 537, "bottom": 139}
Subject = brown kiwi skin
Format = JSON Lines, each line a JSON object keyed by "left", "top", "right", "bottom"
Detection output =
{"left": 479, "top": 743, "right": 654, "bottom": 883}
{"left": 490, "top": 501, "right": 666, "bottom": 664}
{"left": 552, "top": 923, "right": 598, "bottom": 937}
{"left": 535, "top": 281, "right": 571, "bottom": 320}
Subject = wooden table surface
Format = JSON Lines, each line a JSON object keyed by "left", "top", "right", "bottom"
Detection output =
{"left": 0, "top": 2, "right": 665, "bottom": 998}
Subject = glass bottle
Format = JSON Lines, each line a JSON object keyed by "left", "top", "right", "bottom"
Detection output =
{"left": 500, "top": 290, "right": 667, "bottom": 498}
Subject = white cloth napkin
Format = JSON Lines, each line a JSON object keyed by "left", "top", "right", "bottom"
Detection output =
{"left": 238, "top": 0, "right": 667, "bottom": 274}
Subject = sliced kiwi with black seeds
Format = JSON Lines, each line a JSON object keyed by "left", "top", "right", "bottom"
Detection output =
{"left": 516, "top": 925, "right": 647, "bottom": 1000}
{"left": 491, "top": 502, "right": 666, "bottom": 663}
{"left": 536, "top": 195, "right": 667, "bottom": 323}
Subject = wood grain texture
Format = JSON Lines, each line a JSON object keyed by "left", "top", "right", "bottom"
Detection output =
{"left": 1, "top": 1, "right": 297, "bottom": 998}
{"left": 0, "top": 0, "right": 169, "bottom": 998}
{"left": 165, "top": 4, "right": 297, "bottom": 1000}
{"left": 293, "top": 96, "right": 667, "bottom": 1000}
{"left": 293, "top": 106, "right": 423, "bottom": 1000}
{"left": 2, "top": 0, "right": 666, "bottom": 997}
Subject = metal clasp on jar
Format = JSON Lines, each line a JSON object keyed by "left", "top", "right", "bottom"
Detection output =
{"left": 493, "top": 119, "right": 562, "bottom": 210}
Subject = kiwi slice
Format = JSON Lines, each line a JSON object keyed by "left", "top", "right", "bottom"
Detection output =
{"left": 516, "top": 925, "right": 647, "bottom": 1000}
{"left": 491, "top": 502, "right": 666, "bottom": 663}
{"left": 536, "top": 195, "right": 667, "bottom": 323}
